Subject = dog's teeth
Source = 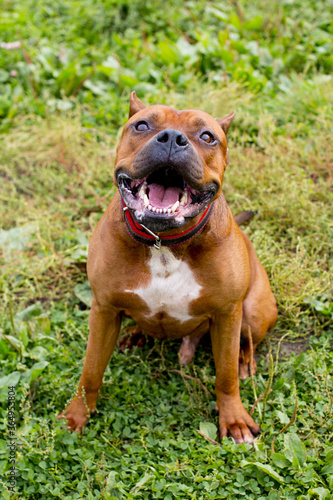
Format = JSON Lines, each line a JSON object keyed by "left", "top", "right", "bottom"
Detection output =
{"left": 138, "top": 181, "right": 147, "bottom": 199}
{"left": 144, "top": 194, "right": 149, "bottom": 207}
{"left": 179, "top": 190, "right": 188, "bottom": 206}
{"left": 171, "top": 200, "right": 179, "bottom": 212}
{"left": 147, "top": 204, "right": 172, "bottom": 214}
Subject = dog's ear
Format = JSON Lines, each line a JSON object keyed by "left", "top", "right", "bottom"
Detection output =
{"left": 216, "top": 111, "right": 235, "bottom": 136}
{"left": 129, "top": 91, "right": 146, "bottom": 118}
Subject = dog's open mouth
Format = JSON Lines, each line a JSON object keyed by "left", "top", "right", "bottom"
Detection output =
{"left": 118, "top": 167, "right": 215, "bottom": 223}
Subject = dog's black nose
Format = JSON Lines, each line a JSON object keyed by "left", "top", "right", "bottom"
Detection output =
{"left": 156, "top": 129, "right": 188, "bottom": 148}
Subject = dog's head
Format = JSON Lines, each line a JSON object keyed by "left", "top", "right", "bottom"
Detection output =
{"left": 115, "top": 92, "right": 234, "bottom": 233}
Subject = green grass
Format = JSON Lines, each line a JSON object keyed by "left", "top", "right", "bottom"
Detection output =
{"left": 1, "top": 0, "right": 333, "bottom": 498}
{"left": 1, "top": 0, "right": 333, "bottom": 130}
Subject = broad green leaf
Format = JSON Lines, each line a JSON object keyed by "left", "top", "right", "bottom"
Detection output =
{"left": 0, "top": 439, "right": 7, "bottom": 452}
{"left": 271, "top": 453, "right": 291, "bottom": 468}
{"left": 120, "top": 74, "right": 140, "bottom": 87}
{"left": 106, "top": 470, "right": 118, "bottom": 491}
{"left": 321, "top": 461, "right": 333, "bottom": 475}
{"left": 28, "top": 346, "right": 48, "bottom": 361}
{"left": 219, "top": 49, "right": 234, "bottom": 64}
{"left": 106, "top": 471, "right": 123, "bottom": 498}
{"left": 22, "top": 361, "right": 49, "bottom": 385}
{"left": 0, "top": 371, "right": 21, "bottom": 388}
{"left": 69, "top": 244, "right": 88, "bottom": 263}
{"left": 199, "top": 422, "right": 218, "bottom": 441}
{"left": 19, "top": 322, "right": 29, "bottom": 347}
{"left": 0, "top": 69, "right": 10, "bottom": 82}
{"left": 309, "top": 487, "right": 330, "bottom": 499}
{"left": 241, "top": 461, "right": 284, "bottom": 483}
{"left": 133, "top": 82, "right": 158, "bottom": 96}
{"left": 176, "top": 38, "right": 198, "bottom": 62}
{"left": 276, "top": 410, "right": 290, "bottom": 424}
{"left": 36, "top": 54, "right": 53, "bottom": 73}
{"left": 97, "top": 65, "right": 118, "bottom": 78}
{"left": 102, "top": 55, "right": 120, "bottom": 70}
{"left": 229, "top": 14, "right": 242, "bottom": 30}
{"left": 0, "top": 333, "right": 23, "bottom": 353}
{"left": 158, "top": 41, "right": 181, "bottom": 65}
{"left": 243, "top": 16, "right": 263, "bottom": 31}
{"left": 230, "top": 40, "right": 247, "bottom": 54}
{"left": 289, "top": 433, "right": 306, "bottom": 467}
{"left": 84, "top": 80, "right": 107, "bottom": 96}
{"left": 15, "top": 302, "right": 43, "bottom": 322}
{"left": 74, "top": 281, "right": 93, "bottom": 307}
{"left": 218, "top": 31, "right": 228, "bottom": 45}
{"left": 0, "top": 224, "right": 37, "bottom": 259}
{"left": 133, "top": 473, "right": 154, "bottom": 490}
{"left": 0, "top": 338, "right": 10, "bottom": 357}
{"left": 207, "top": 7, "right": 229, "bottom": 22}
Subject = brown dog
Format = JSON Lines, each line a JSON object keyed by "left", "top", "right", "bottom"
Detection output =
{"left": 60, "top": 92, "right": 277, "bottom": 444}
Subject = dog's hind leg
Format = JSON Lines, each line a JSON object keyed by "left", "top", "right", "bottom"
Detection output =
{"left": 239, "top": 231, "right": 277, "bottom": 379}
{"left": 178, "top": 321, "right": 209, "bottom": 365}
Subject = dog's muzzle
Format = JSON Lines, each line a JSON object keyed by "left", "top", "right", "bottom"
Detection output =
{"left": 116, "top": 129, "right": 218, "bottom": 232}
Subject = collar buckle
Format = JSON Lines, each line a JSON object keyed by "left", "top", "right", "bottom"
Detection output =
{"left": 153, "top": 239, "right": 161, "bottom": 250}
{"left": 140, "top": 223, "right": 161, "bottom": 250}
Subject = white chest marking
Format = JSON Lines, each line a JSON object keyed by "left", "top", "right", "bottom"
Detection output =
{"left": 129, "top": 247, "right": 201, "bottom": 323}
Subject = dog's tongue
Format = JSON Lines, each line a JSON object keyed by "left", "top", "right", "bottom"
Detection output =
{"left": 148, "top": 183, "right": 182, "bottom": 208}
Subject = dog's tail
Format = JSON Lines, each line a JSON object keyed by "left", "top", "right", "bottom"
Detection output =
{"left": 234, "top": 210, "right": 257, "bottom": 226}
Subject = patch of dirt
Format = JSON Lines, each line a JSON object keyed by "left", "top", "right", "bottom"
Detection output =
{"left": 279, "top": 339, "right": 310, "bottom": 358}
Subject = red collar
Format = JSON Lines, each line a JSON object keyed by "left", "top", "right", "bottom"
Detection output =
{"left": 122, "top": 199, "right": 214, "bottom": 249}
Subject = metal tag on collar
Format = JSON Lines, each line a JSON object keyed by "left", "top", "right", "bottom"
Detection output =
{"left": 140, "top": 223, "right": 161, "bottom": 250}
{"left": 153, "top": 239, "right": 161, "bottom": 250}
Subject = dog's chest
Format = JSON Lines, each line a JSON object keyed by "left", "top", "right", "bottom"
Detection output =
{"left": 129, "top": 247, "right": 201, "bottom": 322}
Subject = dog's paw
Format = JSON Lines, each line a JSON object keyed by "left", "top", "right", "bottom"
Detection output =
{"left": 218, "top": 402, "right": 261, "bottom": 444}
{"left": 57, "top": 398, "right": 91, "bottom": 433}
{"left": 220, "top": 420, "right": 261, "bottom": 444}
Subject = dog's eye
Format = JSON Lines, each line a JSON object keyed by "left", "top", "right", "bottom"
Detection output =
{"left": 135, "top": 121, "right": 149, "bottom": 132}
{"left": 200, "top": 132, "right": 215, "bottom": 144}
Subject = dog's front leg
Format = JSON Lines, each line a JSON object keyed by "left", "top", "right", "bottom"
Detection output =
{"left": 60, "top": 299, "right": 121, "bottom": 432}
{"left": 210, "top": 304, "right": 260, "bottom": 444}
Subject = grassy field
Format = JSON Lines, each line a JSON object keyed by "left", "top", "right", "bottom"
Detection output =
{"left": 1, "top": 0, "right": 333, "bottom": 498}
